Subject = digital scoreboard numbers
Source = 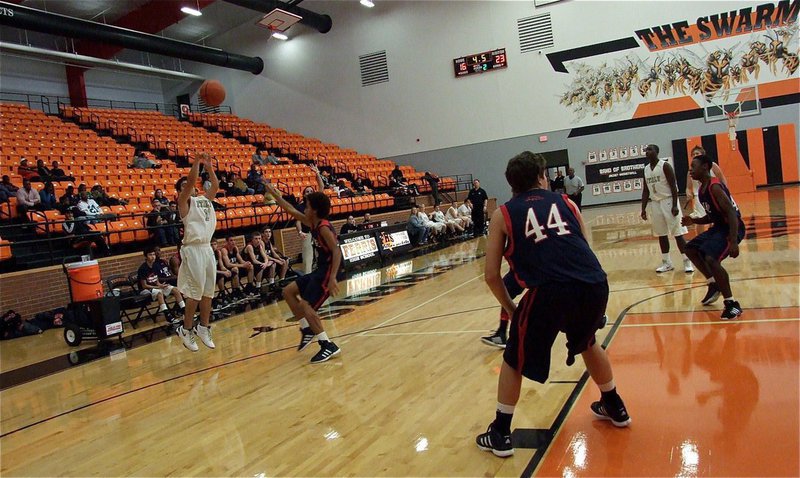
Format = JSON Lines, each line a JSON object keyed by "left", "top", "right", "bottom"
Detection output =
{"left": 454, "top": 48, "right": 507, "bottom": 78}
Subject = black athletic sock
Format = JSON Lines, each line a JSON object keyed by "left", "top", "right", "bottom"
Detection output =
{"left": 497, "top": 319, "right": 509, "bottom": 336}
{"left": 494, "top": 411, "right": 513, "bottom": 436}
{"left": 600, "top": 387, "right": 620, "bottom": 403}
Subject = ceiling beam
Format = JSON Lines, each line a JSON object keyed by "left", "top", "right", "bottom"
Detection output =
{"left": 73, "top": 0, "right": 217, "bottom": 60}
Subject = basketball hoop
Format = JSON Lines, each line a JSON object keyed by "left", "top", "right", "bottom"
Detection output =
{"left": 726, "top": 110, "right": 740, "bottom": 151}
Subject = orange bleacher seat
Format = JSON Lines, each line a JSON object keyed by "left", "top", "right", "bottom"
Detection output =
{"left": 0, "top": 237, "right": 11, "bottom": 261}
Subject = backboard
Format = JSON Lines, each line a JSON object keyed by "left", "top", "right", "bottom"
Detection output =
{"left": 256, "top": 8, "right": 302, "bottom": 32}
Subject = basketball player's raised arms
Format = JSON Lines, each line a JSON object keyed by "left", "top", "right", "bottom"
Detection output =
{"left": 485, "top": 208, "right": 516, "bottom": 316}
{"left": 178, "top": 158, "right": 202, "bottom": 219}
{"left": 201, "top": 153, "right": 219, "bottom": 199}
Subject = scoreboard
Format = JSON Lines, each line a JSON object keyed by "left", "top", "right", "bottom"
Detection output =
{"left": 454, "top": 48, "right": 508, "bottom": 78}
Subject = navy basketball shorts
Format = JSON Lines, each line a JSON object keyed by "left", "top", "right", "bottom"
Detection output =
{"left": 295, "top": 267, "right": 345, "bottom": 310}
{"left": 503, "top": 280, "right": 609, "bottom": 383}
{"left": 686, "top": 223, "right": 745, "bottom": 262}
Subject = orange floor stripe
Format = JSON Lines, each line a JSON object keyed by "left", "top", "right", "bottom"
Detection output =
{"left": 535, "top": 320, "right": 800, "bottom": 477}
{"left": 624, "top": 306, "right": 800, "bottom": 325}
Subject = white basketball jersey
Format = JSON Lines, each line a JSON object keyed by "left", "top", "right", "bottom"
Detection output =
{"left": 182, "top": 195, "right": 216, "bottom": 245}
{"left": 644, "top": 159, "right": 674, "bottom": 202}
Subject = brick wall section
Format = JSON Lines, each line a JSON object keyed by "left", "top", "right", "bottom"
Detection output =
{"left": 0, "top": 192, "right": 494, "bottom": 319}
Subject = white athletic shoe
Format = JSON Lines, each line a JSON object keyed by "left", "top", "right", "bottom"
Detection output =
{"left": 194, "top": 324, "right": 215, "bottom": 349}
{"left": 683, "top": 259, "right": 695, "bottom": 273}
{"left": 177, "top": 325, "right": 199, "bottom": 352}
{"left": 656, "top": 262, "right": 674, "bottom": 273}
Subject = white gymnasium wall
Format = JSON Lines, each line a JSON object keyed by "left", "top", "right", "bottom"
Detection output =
{"left": 0, "top": 55, "right": 69, "bottom": 97}
{"left": 192, "top": 1, "right": 778, "bottom": 158}
{"left": 0, "top": 54, "right": 172, "bottom": 105}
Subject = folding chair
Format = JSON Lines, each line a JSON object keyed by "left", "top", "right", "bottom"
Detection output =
{"left": 105, "top": 274, "right": 158, "bottom": 329}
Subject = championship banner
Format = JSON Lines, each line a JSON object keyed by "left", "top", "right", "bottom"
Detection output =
{"left": 585, "top": 157, "right": 649, "bottom": 184}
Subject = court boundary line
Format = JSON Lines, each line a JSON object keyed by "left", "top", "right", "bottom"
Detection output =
{"left": 522, "top": 273, "right": 796, "bottom": 477}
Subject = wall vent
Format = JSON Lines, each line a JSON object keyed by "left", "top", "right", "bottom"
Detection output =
{"left": 518, "top": 13, "right": 554, "bottom": 53}
{"left": 359, "top": 50, "right": 389, "bottom": 87}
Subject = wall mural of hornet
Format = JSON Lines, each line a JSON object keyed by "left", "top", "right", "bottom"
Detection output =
{"left": 559, "top": 23, "right": 798, "bottom": 118}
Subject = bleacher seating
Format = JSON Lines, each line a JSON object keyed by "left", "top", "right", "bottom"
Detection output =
{"left": 188, "top": 112, "right": 456, "bottom": 193}
{"left": 0, "top": 100, "right": 458, "bottom": 266}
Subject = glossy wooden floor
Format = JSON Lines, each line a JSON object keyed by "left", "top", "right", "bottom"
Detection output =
{"left": 1, "top": 187, "right": 798, "bottom": 477}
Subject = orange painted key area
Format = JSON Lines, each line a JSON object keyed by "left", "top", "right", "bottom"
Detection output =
{"left": 535, "top": 309, "right": 800, "bottom": 477}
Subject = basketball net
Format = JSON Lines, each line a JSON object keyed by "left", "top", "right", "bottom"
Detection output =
{"left": 727, "top": 110, "right": 740, "bottom": 151}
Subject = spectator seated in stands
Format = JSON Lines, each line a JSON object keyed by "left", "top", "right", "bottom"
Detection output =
{"left": 0, "top": 175, "right": 19, "bottom": 203}
{"left": 130, "top": 150, "right": 160, "bottom": 169}
{"left": 153, "top": 246, "right": 177, "bottom": 286}
{"left": 76, "top": 190, "right": 102, "bottom": 224}
{"left": 62, "top": 207, "right": 110, "bottom": 256}
{"left": 16, "top": 178, "right": 42, "bottom": 220}
{"left": 340, "top": 215, "right": 359, "bottom": 235}
{"left": 418, "top": 205, "right": 446, "bottom": 239}
{"left": 219, "top": 171, "right": 236, "bottom": 196}
{"left": 36, "top": 159, "right": 75, "bottom": 183}
{"left": 146, "top": 198, "right": 180, "bottom": 246}
{"left": 334, "top": 179, "right": 355, "bottom": 198}
{"left": 253, "top": 151, "right": 280, "bottom": 166}
{"left": 166, "top": 201, "right": 180, "bottom": 228}
{"left": 49, "top": 161, "right": 76, "bottom": 182}
{"left": 260, "top": 227, "right": 289, "bottom": 282}
{"left": 247, "top": 165, "right": 267, "bottom": 195}
{"left": 457, "top": 199, "right": 473, "bottom": 229}
{"left": 58, "top": 185, "right": 78, "bottom": 213}
{"left": 153, "top": 188, "right": 169, "bottom": 207}
{"left": 389, "top": 166, "right": 419, "bottom": 196}
{"left": 432, "top": 204, "right": 464, "bottom": 235}
{"left": 138, "top": 246, "right": 185, "bottom": 316}
{"left": 407, "top": 205, "right": 428, "bottom": 246}
{"left": 91, "top": 185, "right": 127, "bottom": 206}
{"left": 232, "top": 173, "right": 254, "bottom": 196}
{"left": 352, "top": 177, "right": 372, "bottom": 195}
{"left": 17, "top": 158, "right": 40, "bottom": 182}
{"left": 39, "top": 182, "right": 58, "bottom": 211}
{"left": 1, "top": 310, "right": 43, "bottom": 340}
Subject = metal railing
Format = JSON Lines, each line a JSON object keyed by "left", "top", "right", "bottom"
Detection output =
{"left": 0, "top": 91, "right": 233, "bottom": 117}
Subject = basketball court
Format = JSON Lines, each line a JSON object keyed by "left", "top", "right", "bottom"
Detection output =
{"left": 1, "top": 187, "right": 797, "bottom": 477}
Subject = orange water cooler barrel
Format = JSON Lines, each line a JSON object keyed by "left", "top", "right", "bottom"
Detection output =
{"left": 65, "top": 260, "right": 103, "bottom": 302}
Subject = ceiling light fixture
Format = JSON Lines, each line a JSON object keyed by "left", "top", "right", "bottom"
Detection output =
{"left": 181, "top": 6, "right": 203, "bottom": 16}
{"left": 360, "top": 0, "right": 375, "bottom": 8}
{"left": 271, "top": 32, "right": 289, "bottom": 41}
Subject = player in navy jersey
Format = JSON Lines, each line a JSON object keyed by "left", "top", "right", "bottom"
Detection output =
{"left": 475, "top": 152, "right": 630, "bottom": 458}
{"left": 682, "top": 154, "right": 745, "bottom": 320}
{"left": 264, "top": 181, "right": 343, "bottom": 363}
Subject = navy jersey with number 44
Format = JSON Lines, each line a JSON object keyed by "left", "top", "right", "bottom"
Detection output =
{"left": 500, "top": 189, "right": 606, "bottom": 288}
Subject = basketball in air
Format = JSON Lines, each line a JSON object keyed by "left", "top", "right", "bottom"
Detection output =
{"left": 199, "top": 80, "right": 226, "bottom": 106}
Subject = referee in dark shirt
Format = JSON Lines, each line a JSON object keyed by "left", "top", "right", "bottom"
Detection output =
{"left": 467, "top": 179, "right": 488, "bottom": 237}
